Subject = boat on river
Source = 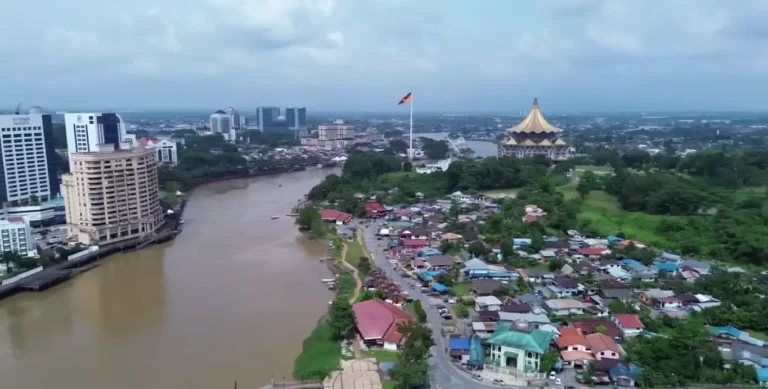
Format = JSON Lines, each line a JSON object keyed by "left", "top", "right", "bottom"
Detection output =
{"left": 271, "top": 215, "right": 279, "bottom": 220}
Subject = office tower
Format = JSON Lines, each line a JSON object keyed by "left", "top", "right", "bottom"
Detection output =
{"left": 209, "top": 110, "right": 232, "bottom": 133}
{"left": 64, "top": 113, "right": 130, "bottom": 157}
{"left": 0, "top": 110, "right": 60, "bottom": 204}
{"left": 61, "top": 145, "right": 162, "bottom": 245}
{"left": 285, "top": 107, "right": 307, "bottom": 129}
{"left": 256, "top": 107, "right": 280, "bottom": 130}
{"left": 226, "top": 107, "right": 241, "bottom": 130}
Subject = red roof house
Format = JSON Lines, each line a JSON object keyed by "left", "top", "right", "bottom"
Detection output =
{"left": 402, "top": 239, "right": 428, "bottom": 248}
{"left": 319, "top": 209, "right": 353, "bottom": 224}
{"left": 578, "top": 248, "right": 609, "bottom": 257}
{"left": 353, "top": 300, "right": 416, "bottom": 349}
{"left": 586, "top": 333, "right": 621, "bottom": 360}
{"left": 611, "top": 314, "right": 645, "bottom": 337}
{"left": 365, "top": 201, "right": 385, "bottom": 218}
{"left": 523, "top": 215, "right": 539, "bottom": 223}
{"left": 567, "top": 319, "right": 623, "bottom": 339}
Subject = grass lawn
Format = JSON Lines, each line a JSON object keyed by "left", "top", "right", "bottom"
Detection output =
{"left": 403, "top": 303, "right": 418, "bottom": 317}
{"left": 383, "top": 381, "right": 398, "bottom": 389}
{"left": 483, "top": 188, "right": 520, "bottom": 197}
{"left": 558, "top": 183, "right": 579, "bottom": 200}
{"left": 382, "top": 171, "right": 418, "bottom": 180}
{"left": 452, "top": 282, "right": 472, "bottom": 296}
{"left": 293, "top": 321, "right": 341, "bottom": 380}
{"left": 575, "top": 165, "right": 614, "bottom": 174}
{"left": 363, "top": 349, "right": 400, "bottom": 363}
{"left": 576, "top": 190, "right": 683, "bottom": 248}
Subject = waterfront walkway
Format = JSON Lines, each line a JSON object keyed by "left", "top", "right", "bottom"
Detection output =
{"left": 338, "top": 243, "right": 362, "bottom": 304}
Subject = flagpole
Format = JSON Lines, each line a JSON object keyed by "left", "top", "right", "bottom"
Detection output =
{"left": 409, "top": 90, "right": 414, "bottom": 162}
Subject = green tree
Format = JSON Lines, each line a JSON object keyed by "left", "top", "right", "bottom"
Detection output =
{"left": 595, "top": 325, "right": 609, "bottom": 335}
{"left": 296, "top": 207, "right": 321, "bottom": 230}
{"left": 548, "top": 258, "right": 565, "bottom": 272}
{"left": 454, "top": 304, "right": 469, "bottom": 318}
{"left": 327, "top": 297, "right": 356, "bottom": 341}
{"left": 467, "top": 241, "right": 488, "bottom": 258}
{"left": 413, "top": 301, "right": 427, "bottom": 323}
{"left": 390, "top": 323, "right": 435, "bottom": 389}
{"left": 358, "top": 256, "right": 372, "bottom": 275}
{"left": 540, "top": 351, "right": 559, "bottom": 373}
{"left": 609, "top": 299, "right": 632, "bottom": 314}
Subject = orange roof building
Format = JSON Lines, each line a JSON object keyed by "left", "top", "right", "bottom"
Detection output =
{"left": 585, "top": 333, "right": 621, "bottom": 360}
{"left": 556, "top": 328, "right": 588, "bottom": 350}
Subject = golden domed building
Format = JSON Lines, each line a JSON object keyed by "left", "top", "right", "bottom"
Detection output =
{"left": 498, "top": 97, "right": 570, "bottom": 161}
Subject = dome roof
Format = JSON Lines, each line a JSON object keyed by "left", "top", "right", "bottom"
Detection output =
{"left": 504, "top": 138, "right": 518, "bottom": 145}
{"left": 506, "top": 98, "right": 563, "bottom": 134}
{"left": 521, "top": 139, "right": 536, "bottom": 146}
{"left": 214, "top": 109, "right": 226, "bottom": 114}
{"left": 554, "top": 138, "right": 567, "bottom": 146}
{"left": 538, "top": 139, "right": 553, "bottom": 146}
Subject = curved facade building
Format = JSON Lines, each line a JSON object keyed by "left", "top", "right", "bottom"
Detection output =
{"left": 498, "top": 98, "right": 570, "bottom": 161}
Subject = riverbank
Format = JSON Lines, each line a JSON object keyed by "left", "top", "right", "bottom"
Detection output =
{"left": 293, "top": 232, "right": 365, "bottom": 381}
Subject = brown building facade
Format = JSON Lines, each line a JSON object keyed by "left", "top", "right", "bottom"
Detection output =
{"left": 62, "top": 144, "right": 162, "bottom": 245}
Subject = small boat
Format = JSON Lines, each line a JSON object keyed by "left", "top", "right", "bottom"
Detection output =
{"left": 279, "top": 184, "right": 282, "bottom": 187}
{"left": 271, "top": 215, "right": 279, "bottom": 220}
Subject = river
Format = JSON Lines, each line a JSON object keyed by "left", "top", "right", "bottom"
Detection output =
{"left": 0, "top": 169, "right": 339, "bottom": 389}
{"left": 417, "top": 133, "right": 497, "bottom": 158}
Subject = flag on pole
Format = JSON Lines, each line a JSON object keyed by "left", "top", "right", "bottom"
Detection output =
{"left": 398, "top": 92, "right": 413, "bottom": 105}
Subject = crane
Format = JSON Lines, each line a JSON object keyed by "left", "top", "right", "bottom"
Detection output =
{"left": 13, "top": 103, "right": 22, "bottom": 115}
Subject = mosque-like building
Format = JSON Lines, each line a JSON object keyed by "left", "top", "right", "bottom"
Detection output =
{"left": 498, "top": 98, "right": 570, "bottom": 161}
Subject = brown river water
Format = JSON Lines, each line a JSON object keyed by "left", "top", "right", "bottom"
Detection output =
{"left": 0, "top": 168, "right": 339, "bottom": 389}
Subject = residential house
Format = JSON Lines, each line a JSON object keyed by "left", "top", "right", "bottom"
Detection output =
{"left": 607, "top": 267, "right": 631, "bottom": 282}
{"left": 365, "top": 201, "right": 385, "bottom": 218}
{"left": 567, "top": 319, "right": 623, "bottom": 339}
{"left": 617, "top": 240, "right": 646, "bottom": 249}
{"left": 586, "top": 333, "right": 621, "bottom": 360}
{"left": 518, "top": 268, "right": 553, "bottom": 283}
{"left": 400, "top": 228, "right": 429, "bottom": 240}
{"left": 472, "top": 322, "right": 498, "bottom": 339}
{"left": 609, "top": 362, "right": 643, "bottom": 387}
{"left": 656, "top": 252, "right": 682, "bottom": 263}
{"left": 544, "top": 299, "right": 586, "bottom": 316}
{"left": 573, "top": 261, "right": 598, "bottom": 276}
{"left": 441, "top": 232, "right": 462, "bottom": 241}
{"left": 449, "top": 338, "right": 471, "bottom": 364}
{"left": 475, "top": 296, "right": 503, "bottom": 312}
{"left": 639, "top": 289, "right": 675, "bottom": 305}
{"left": 556, "top": 328, "right": 589, "bottom": 352}
{"left": 425, "top": 255, "right": 458, "bottom": 270}
{"left": 500, "top": 303, "right": 533, "bottom": 314}
{"left": 578, "top": 248, "right": 610, "bottom": 258}
{"left": 319, "top": 209, "right": 353, "bottom": 225}
{"left": 599, "top": 288, "right": 633, "bottom": 302}
{"left": 654, "top": 262, "right": 679, "bottom": 273}
{"left": 679, "top": 259, "right": 711, "bottom": 275}
{"left": 690, "top": 294, "right": 722, "bottom": 310}
{"left": 487, "top": 321, "right": 555, "bottom": 373}
{"left": 552, "top": 277, "right": 581, "bottom": 297}
{"left": 611, "top": 314, "right": 645, "bottom": 338}
{"left": 654, "top": 297, "right": 682, "bottom": 310}
{"left": 599, "top": 277, "right": 628, "bottom": 289}
{"left": 598, "top": 259, "right": 621, "bottom": 272}
{"left": 583, "top": 238, "right": 610, "bottom": 248}
{"left": 391, "top": 208, "right": 413, "bottom": 220}
{"left": 472, "top": 279, "right": 503, "bottom": 296}
{"left": 514, "top": 293, "right": 543, "bottom": 309}
{"left": 462, "top": 258, "right": 490, "bottom": 277}
{"left": 418, "top": 247, "right": 442, "bottom": 258}
{"left": 679, "top": 267, "right": 703, "bottom": 282}
{"left": 513, "top": 238, "right": 532, "bottom": 247}
{"left": 497, "top": 311, "right": 552, "bottom": 328}
{"left": 402, "top": 239, "right": 429, "bottom": 249}
{"left": 353, "top": 300, "right": 416, "bottom": 350}
{"left": 620, "top": 259, "right": 657, "bottom": 281}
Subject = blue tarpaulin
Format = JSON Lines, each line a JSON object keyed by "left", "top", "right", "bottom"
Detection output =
{"left": 432, "top": 283, "right": 451, "bottom": 292}
{"left": 450, "top": 338, "right": 471, "bottom": 351}
{"left": 389, "top": 242, "right": 400, "bottom": 248}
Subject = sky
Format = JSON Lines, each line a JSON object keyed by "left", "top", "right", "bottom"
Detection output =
{"left": 4, "top": 0, "right": 768, "bottom": 113}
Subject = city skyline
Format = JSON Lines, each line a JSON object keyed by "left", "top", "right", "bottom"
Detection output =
{"left": 3, "top": 0, "right": 768, "bottom": 111}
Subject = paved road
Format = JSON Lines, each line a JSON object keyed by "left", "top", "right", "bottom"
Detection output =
{"left": 360, "top": 223, "right": 500, "bottom": 389}
{"left": 360, "top": 221, "right": 581, "bottom": 389}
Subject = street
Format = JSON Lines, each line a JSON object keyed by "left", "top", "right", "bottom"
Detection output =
{"left": 360, "top": 223, "right": 510, "bottom": 389}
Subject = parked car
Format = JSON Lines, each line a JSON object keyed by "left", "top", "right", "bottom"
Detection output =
{"left": 549, "top": 372, "right": 556, "bottom": 380}
{"left": 492, "top": 378, "right": 505, "bottom": 386}
{"left": 471, "top": 374, "right": 483, "bottom": 381}
{"left": 555, "top": 378, "right": 561, "bottom": 385}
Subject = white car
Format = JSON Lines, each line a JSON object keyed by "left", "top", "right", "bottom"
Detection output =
{"left": 447, "top": 299, "right": 457, "bottom": 304}
{"left": 555, "top": 378, "right": 562, "bottom": 385}
{"left": 389, "top": 260, "right": 397, "bottom": 264}
{"left": 549, "top": 372, "right": 556, "bottom": 380}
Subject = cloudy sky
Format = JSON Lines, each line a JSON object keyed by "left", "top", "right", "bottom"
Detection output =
{"left": 3, "top": 0, "right": 768, "bottom": 112}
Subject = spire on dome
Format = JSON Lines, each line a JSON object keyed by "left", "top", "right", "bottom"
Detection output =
{"left": 532, "top": 97, "right": 539, "bottom": 107}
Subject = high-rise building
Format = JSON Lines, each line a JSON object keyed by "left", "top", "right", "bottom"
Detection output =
{"left": 64, "top": 113, "right": 130, "bottom": 157}
{"left": 61, "top": 144, "right": 163, "bottom": 245}
{"left": 285, "top": 107, "right": 307, "bottom": 129}
{"left": 256, "top": 107, "right": 280, "bottom": 130}
{"left": 209, "top": 110, "right": 232, "bottom": 133}
{"left": 226, "top": 107, "right": 241, "bottom": 130}
{"left": 0, "top": 110, "right": 60, "bottom": 205}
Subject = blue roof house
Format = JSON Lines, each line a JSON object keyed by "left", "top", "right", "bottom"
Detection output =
{"left": 654, "top": 262, "right": 679, "bottom": 273}
{"left": 418, "top": 247, "right": 443, "bottom": 258}
{"left": 513, "top": 238, "right": 532, "bottom": 246}
{"left": 610, "top": 362, "right": 643, "bottom": 387}
{"left": 608, "top": 236, "right": 624, "bottom": 243}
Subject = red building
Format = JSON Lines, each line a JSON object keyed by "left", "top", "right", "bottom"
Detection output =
{"left": 319, "top": 209, "right": 353, "bottom": 224}
{"left": 365, "top": 201, "right": 385, "bottom": 218}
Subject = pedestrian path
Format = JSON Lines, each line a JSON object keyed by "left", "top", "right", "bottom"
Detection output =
{"left": 338, "top": 242, "right": 362, "bottom": 304}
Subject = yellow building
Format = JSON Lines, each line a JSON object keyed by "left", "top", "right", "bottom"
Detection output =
{"left": 498, "top": 98, "right": 570, "bottom": 161}
{"left": 62, "top": 144, "right": 163, "bottom": 245}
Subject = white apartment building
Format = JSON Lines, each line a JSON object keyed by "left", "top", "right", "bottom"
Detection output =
{"left": 61, "top": 144, "right": 163, "bottom": 245}
{"left": 138, "top": 138, "right": 178, "bottom": 165}
{"left": 0, "top": 216, "right": 36, "bottom": 257}
{"left": 0, "top": 112, "right": 59, "bottom": 205}
{"left": 210, "top": 110, "right": 232, "bottom": 133}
